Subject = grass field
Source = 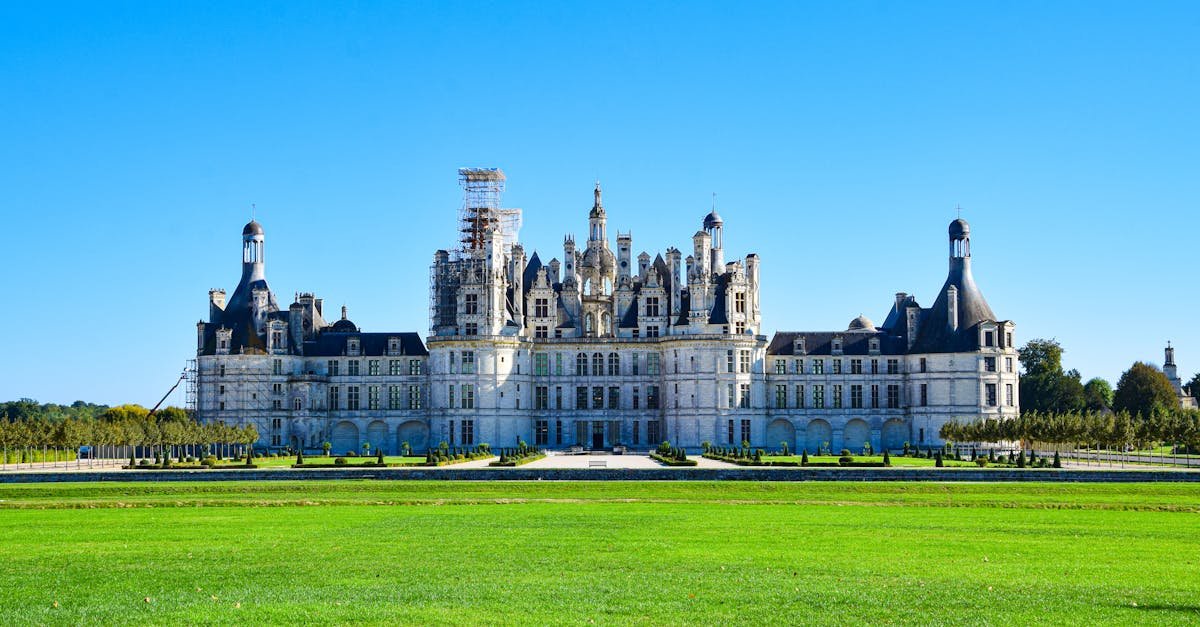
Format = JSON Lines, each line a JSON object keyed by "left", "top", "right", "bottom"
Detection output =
{"left": 254, "top": 455, "right": 431, "bottom": 468}
{"left": 1, "top": 481, "right": 1198, "bottom": 625}
{"left": 760, "top": 454, "right": 984, "bottom": 467}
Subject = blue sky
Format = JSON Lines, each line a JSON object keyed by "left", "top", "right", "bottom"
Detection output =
{"left": 1, "top": 2, "right": 1197, "bottom": 406}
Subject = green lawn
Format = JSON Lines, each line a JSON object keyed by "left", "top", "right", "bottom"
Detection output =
{"left": 253, "top": 455, "right": 430, "bottom": 468}
{"left": 1, "top": 481, "right": 1198, "bottom": 624}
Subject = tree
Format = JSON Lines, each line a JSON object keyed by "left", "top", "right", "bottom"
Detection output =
{"left": 1083, "top": 378, "right": 1114, "bottom": 412}
{"left": 1186, "top": 373, "right": 1200, "bottom": 405}
{"left": 1113, "top": 362, "right": 1178, "bottom": 417}
{"left": 1017, "top": 339, "right": 1086, "bottom": 413}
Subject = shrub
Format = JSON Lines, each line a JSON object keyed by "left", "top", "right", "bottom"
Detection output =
{"left": 934, "top": 451, "right": 944, "bottom": 467}
{"left": 1029, "top": 449, "right": 1038, "bottom": 465}
{"left": 1016, "top": 451, "right": 1026, "bottom": 468}
{"left": 137, "top": 459, "right": 151, "bottom": 467}
{"left": 346, "top": 451, "right": 358, "bottom": 457}
{"left": 1053, "top": 451, "right": 1062, "bottom": 468}
{"left": 975, "top": 457, "right": 988, "bottom": 467}
{"left": 839, "top": 453, "right": 854, "bottom": 465}
{"left": 840, "top": 449, "right": 852, "bottom": 457}
{"left": 801, "top": 449, "right": 809, "bottom": 465}
{"left": 334, "top": 457, "right": 347, "bottom": 465}
{"left": 201, "top": 456, "right": 217, "bottom": 467}
{"left": 296, "top": 451, "right": 304, "bottom": 465}
{"left": 377, "top": 449, "right": 384, "bottom": 464}
{"left": 882, "top": 450, "right": 891, "bottom": 466}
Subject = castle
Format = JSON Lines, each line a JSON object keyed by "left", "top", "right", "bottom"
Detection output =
{"left": 194, "top": 169, "right": 1019, "bottom": 454}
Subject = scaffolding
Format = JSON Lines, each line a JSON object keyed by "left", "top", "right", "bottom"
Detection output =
{"left": 457, "top": 167, "right": 520, "bottom": 258}
{"left": 185, "top": 359, "right": 197, "bottom": 414}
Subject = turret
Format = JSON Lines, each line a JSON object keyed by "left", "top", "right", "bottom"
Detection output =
{"left": 241, "top": 220, "right": 266, "bottom": 284}
{"left": 208, "top": 289, "right": 226, "bottom": 322}
{"left": 617, "top": 232, "right": 632, "bottom": 281}
{"left": 588, "top": 182, "right": 607, "bottom": 243}
{"left": 704, "top": 210, "right": 724, "bottom": 271}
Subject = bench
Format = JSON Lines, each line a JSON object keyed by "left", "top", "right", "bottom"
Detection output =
{"left": 588, "top": 460, "right": 607, "bottom": 469}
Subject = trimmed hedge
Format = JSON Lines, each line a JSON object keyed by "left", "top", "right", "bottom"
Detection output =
{"left": 650, "top": 451, "right": 698, "bottom": 466}
{"left": 488, "top": 453, "right": 547, "bottom": 467}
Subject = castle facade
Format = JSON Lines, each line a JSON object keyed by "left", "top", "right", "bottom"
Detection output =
{"left": 194, "top": 169, "right": 1018, "bottom": 454}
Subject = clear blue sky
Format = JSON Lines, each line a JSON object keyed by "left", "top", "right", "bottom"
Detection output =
{"left": 1, "top": 2, "right": 1197, "bottom": 406}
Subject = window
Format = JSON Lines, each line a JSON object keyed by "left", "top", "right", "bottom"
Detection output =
{"left": 272, "top": 359, "right": 282, "bottom": 375}
{"left": 796, "top": 385, "right": 805, "bottom": 408}
{"left": 1005, "top": 357, "right": 1014, "bottom": 373}
{"left": 887, "top": 359, "right": 899, "bottom": 374}
{"left": 347, "top": 386, "right": 360, "bottom": 410}
{"left": 448, "top": 384, "right": 455, "bottom": 409}
{"left": 293, "top": 398, "right": 302, "bottom": 411}
{"left": 460, "top": 419, "right": 474, "bottom": 445}
{"left": 535, "top": 326, "right": 548, "bottom": 338}
{"left": 329, "top": 386, "right": 339, "bottom": 410}
{"left": 887, "top": 384, "right": 900, "bottom": 409}
{"left": 735, "top": 292, "right": 746, "bottom": 313}
{"left": 591, "top": 353, "right": 603, "bottom": 376}
{"left": 449, "top": 420, "right": 454, "bottom": 445}
{"left": 389, "top": 360, "right": 402, "bottom": 376}
{"left": 409, "top": 359, "right": 422, "bottom": 375}
{"left": 367, "top": 385, "right": 379, "bottom": 410}
{"left": 774, "top": 359, "right": 786, "bottom": 375}
{"left": 850, "top": 384, "right": 863, "bottom": 409}
{"left": 464, "top": 293, "right": 478, "bottom": 315}
{"left": 986, "top": 383, "right": 997, "bottom": 407}
{"left": 535, "top": 386, "right": 548, "bottom": 409}
{"left": 726, "top": 350, "right": 735, "bottom": 373}
{"left": 556, "top": 420, "right": 563, "bottom": 445}
{"left": 985, "top": 331, "right": 995, "bottom": 347}
{"left": 813, "top": 359, "right": 825, "bottom": 375}
{"left": 631, "top": 353, "right": 640, "bottom": 375}
{"left": 1006, "top": 332, "right": 1013, "bottom": 347}
{"left": 389, "top": 385, "right": 401, "bottom": 409}
{"left": 740, "top": 419, "right": 751, "bottom": 445}
{"left": 736, "top": 384, "right": 748, "bottom": 408}
{"left": 832, "top": 360, "right": 842, "bottom": 375}
{"left": 464, "top": 322, "right": 478, "bottom": 336}
{"left": 409, "top": 385, "right": 421, "bottom": 409}
{"left": 647, "top": 354, "right": 661, "bottom": 375}
{"left": 576, "top": 353, "right": 587, "bottom": 376}
{"left": 608, "top": 353, "right": 620, "bottom": 376}
{"left": 460, "top": 384, "right": 474, "bottom": 409}
{"left": 534, "top": 298, "right": 549, "bottom": 318}
{"left": 647, "top": 386, "right": 660, "bottom": 409}
{"left": 1006, "top": 384, "right": 1014, "bottom": 406}
{"left": 592, "top": 386, "right": 604, "bottom": 409}
{"left": 633, "top": 387, "right": 640, "bottom": 409}
{"left": 348, "top": 360, "right": 360, "bottom": 376}
{"left": 920, "top": 383, "right": 928, "bottom": 406}
{"left": 984, "top": 357, "right": 996, "bottom": 372}
{"left": 534, "top": 354, "right": 549, "bottom": 376}
{"left": 870, "top": 359, "right": 879, "bottom": 375}
{"left": 633, "top": 421, "right": 640, "bottom": 445}
{"left": 850, "top": 359, "right": 862, "bottom": 374}
{"left": 555, "top": 353, "right": 563, "bottom": 376}
{"left": 832, "top": 384, "right": 843, "bottom": 408}
{"left": 608, "top": 386, "right": 620, "bottom": 409}
{"left": 555, "top": 386, "right": 563, "bottom": 410}
{"left": 327, "top": 360, "right": 339, "bottom": 376}
{"left": 645, "top": 297, "right": 660, "bottom": 317}
{"left": 219, "top": 401, "right": 225, "bottom": 411}
{"left": 576, "top": 386, "right": 587, "bottom": 409}
{"left": 647, "top": 420, "right": 661, "bottom": 444}
{"left": 739, "top": 350, "right": 751, "bottom": 374}
{"left": 219, "top": 364, "right": 226, "bottom": 377}
{"left": 535, "top": 420, "right": 549, "bottom": 445}
{"left": 272, "top": 399, "right": 282, "bottom": 410}
{"left": 272, "top": 383, "right": 283, "bottom": 395}
{"left": 813, "top": 385, "right": 825, "bottom": 408}
{"left": 775, "top": 385, "right": 787, "bottom": 408}
{"left": 727, "top": 419, "right": 735, "bottom": 444}
{"left": 462, "top": 351, "right": 475, "bottom": 374}
{"left": 368, "top": 360, "right": 380, "bottom": 376}
{"left": 646, "top": 325, "right": 660, "bottom": 337}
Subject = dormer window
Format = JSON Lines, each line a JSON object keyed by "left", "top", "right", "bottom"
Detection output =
{"left": 348, "top": 338, "right": 360, "bottom": 355}
{"left": 869, "top": 338, "right": 880, "bottom": 354}
{"left": 984, "top": 331, "right": 995, "bottom": 347}
{"left": 832, "top": 337, "right": 843, "bottom": 354}
{"left": 389, "top": 338, "right": 399, "bottom": 353}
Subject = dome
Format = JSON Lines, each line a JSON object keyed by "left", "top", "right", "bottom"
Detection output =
{"left": 949, "top": 218, "right": 969, "bottom": 239}
{"left": 330, "top": 318, "right": 358, "bottom": 333}
{"left": 243, "top": 220, "right": 264, "bottom": 236}
{"left": 582, "top": 245, "right": 616, "bottom": 274}
{"left": 703, "top": 210, "right": 724, "bottom": 229}
{"left": 848, "top": 314, "right": 877, "bottom": 332}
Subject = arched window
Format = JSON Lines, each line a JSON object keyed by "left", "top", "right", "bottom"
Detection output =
{"left": 608, "top": 353, "right": 620, "bottom": 376}
{"left": 592, "top": 353, "right": 604, "bottom": 377}
{"left": 585, "top": 313, "right": 595, "bottom": 335}
{"left": 576, "top": 352, "right": 587, "bottom": 376}
{"left": 601, "top": 312, "right": 612, "bottom": 336}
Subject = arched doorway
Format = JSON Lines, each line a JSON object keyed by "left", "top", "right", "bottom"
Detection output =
{"left": 331, "top": 421, "right": 359, "bottom": 456}
{"left": 882, "top": 419, "right": 908, "bottom": 452}
{"left": 397, "top": 421, "right": 430, "bottom": 454}
{"left": 765, "top": 419, "right": 796, "bottom": 454}
{"left": 805, "top": 419, "right": 831, "bottom": 455}
{"left": 366, "top": 421, "right": 389, "bottom": 455}
{"left": 844, "top": 419, "right": 871, "bottom": 454}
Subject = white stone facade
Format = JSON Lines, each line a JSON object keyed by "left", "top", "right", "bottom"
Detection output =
{"left": 194, "top": 170, "right": 1018, "bottom": 454}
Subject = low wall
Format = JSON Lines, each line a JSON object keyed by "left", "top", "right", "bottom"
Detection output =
{"left": 1, "top": 467, "right": 1198, "bottom": 483}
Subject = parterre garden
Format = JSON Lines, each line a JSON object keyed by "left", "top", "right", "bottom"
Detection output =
{"left": 0, "top": 480, "right": 1197, "bottom": 624}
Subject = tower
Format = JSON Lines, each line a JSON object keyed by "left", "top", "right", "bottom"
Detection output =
{"left": 242, "top": 220, "right": 266, "bottom": 284}
{"left": 589, "top": 182, "right": 606, "bottom": 243}
{"left": 704, "top": 209, "right": 724, "bottom": 270}
{"left": 1165, "top": 341, "right": 1181, "bottom": 391}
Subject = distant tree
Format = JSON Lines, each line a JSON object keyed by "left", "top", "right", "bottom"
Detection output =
{"left": 1186, "top": 373, "right": 1200, "bottom": 405}
{"left": 1083, "top": 378, "right": 1114, "bottom": 412}
{"left": 1017, "top": 339, "right": 1086, "bottom": 413}
{"left": 1113, "top": 362, "right": 1179, "bottom": 417}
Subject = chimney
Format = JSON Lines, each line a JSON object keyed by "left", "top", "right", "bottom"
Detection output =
{"left": 946, "top": 285, "right": 959, "bottom": 332}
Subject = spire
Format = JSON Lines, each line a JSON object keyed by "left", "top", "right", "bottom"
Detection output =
{"left": 341, "top": 305, "right": 348, "bottom": 321}
{"left": 594, "top": 181, "right": 602, "bottom": 210}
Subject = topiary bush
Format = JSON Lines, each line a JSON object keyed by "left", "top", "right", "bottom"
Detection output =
{"left": 334, "top": 457, "right": 347, "bottom": 465}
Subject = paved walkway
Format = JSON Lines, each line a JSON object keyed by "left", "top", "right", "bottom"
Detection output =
{"left": 515, "top": 453, "right": 735, "bottom": 469}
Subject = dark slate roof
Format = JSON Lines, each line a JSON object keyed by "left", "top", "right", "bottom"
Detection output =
{"left": 522, "top": 252, "right": 543, "bottom": 292}
{"left": 880, "top": 294, "right": 920, "bottom": 332}
{"left": 676, "top": 290, "right": 691, "bottom": 326}
{"left": 619, "top": 296, "right": 639, "bottom": 328}
{"left": 708, "top": 274, "right": 729, "bottom": 325}
{"left": 302, "top": 332, "right": 428, "bottom": 357}
{"left": 767, "top": 331, "right": 907, "bottom": 356}
{"left": 908, "top": 258, "right": 996, "bottom": 353}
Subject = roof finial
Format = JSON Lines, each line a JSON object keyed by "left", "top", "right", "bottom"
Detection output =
{"left": 594, "top": 180, "right": 602, "bottom": 207}
{"left": 251, "top": 202, "right": 256, "bottom": 221}
{"left": 341, "top": 304, "right": 347, "bottom": 320}
{"left": 712, "top": 192, "right": 717, "bottom": 211}
{"left": 955, "top": 203, "right": 962, "bottom": 219}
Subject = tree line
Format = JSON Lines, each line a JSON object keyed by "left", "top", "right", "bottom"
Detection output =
{"left": 1019, "top": 338, "right": 1189, "bottom": 416}
{"left": 0, "top": 404, "right": 257, "bottom": 465}
{"left": 940, "top": 409, "right": 1200, "bottom": 453}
